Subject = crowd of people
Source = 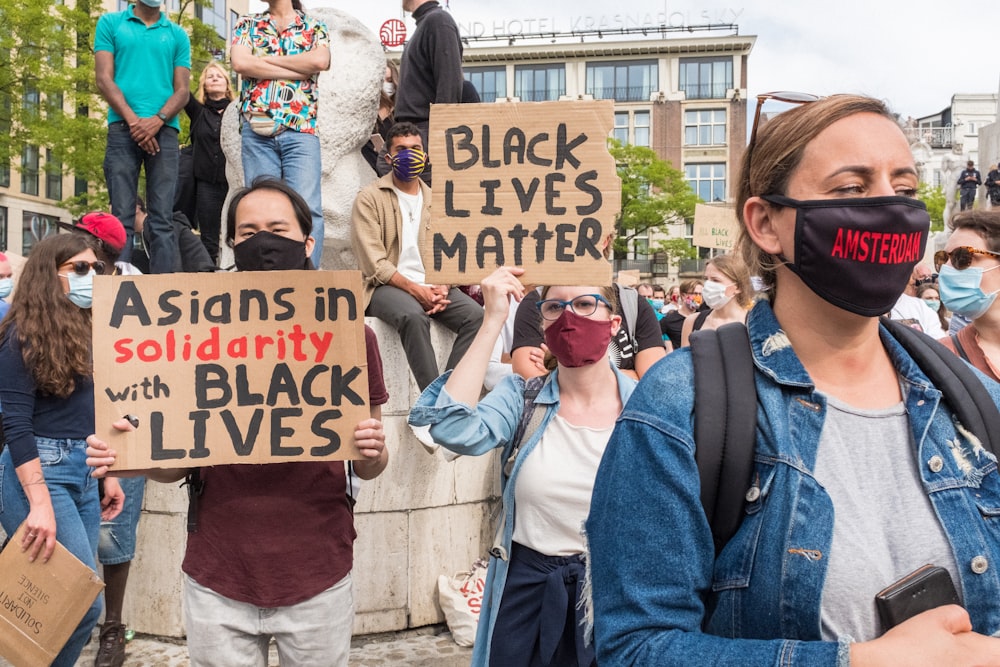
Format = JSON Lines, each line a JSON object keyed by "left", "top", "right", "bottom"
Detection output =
{"left": 2, "top": 0, "right": 1000, "bottom": 665}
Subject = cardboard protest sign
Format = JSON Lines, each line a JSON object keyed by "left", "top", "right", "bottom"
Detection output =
{"left": 0, "top": 523, "right": 104, "bottom": 667}
{"left": 692, "top": 203, "right": 740, "bottom": 251}
{"left": 92, "top": 271, "right": 370, "bottom": 470}
{"left": 427, "top": 100, "right": 620, "bottom": 286}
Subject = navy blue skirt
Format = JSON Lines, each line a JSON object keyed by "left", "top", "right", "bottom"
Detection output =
{"left": 489, "top": 542, "right": 595, "bottom": 667}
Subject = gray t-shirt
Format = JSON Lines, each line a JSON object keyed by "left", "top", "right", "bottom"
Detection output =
{"left": 813, "top": 394, "right": 961, "bottom": 641}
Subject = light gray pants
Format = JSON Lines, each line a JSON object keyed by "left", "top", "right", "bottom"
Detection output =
{"left": 183, "top": 573, "right": 353, "bottom": 667}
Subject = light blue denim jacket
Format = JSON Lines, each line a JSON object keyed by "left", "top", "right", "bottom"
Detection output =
{"left": 587, "top": 301, "right": 1000, "bottom": 666}
{"left": 409, "top": 365, "right": 636, "bottom": 666}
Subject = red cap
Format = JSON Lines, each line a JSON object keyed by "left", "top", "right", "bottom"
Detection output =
{"left": 60, "top": 212, "right": 127, "bottom": 253}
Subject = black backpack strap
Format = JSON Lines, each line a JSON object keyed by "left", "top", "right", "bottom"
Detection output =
{"left": 181, "top": 468, "right": 205, "bottom": 533}
{"left": 883, "top": 319, "right": 1000, "bottom": 457}
{"left": 950, "top": 333, "right": 972, "bottom": 365}
{"left": 690, "top": 323, "right": 758, "bottom": 555}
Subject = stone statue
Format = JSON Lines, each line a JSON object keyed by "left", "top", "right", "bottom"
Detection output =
{"left": 220, "top": 7, "right": 386, "bottom": 270}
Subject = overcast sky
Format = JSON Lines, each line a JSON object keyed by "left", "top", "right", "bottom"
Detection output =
{"left": 255, "top": 0, "right": 1000, "bottom": 120}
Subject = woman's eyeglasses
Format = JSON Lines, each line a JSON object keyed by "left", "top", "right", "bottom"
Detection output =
{"left": 747, "top": 91, "right": 821, "bottom": 174}
{"left": 536, "top": 294, "right": 612, "bottom": 321}
{"left": 59, "top": 260, "right": 106, "bottom": 276}
{"left": 934, "top": 247, "right": 1000, "bottom": 272}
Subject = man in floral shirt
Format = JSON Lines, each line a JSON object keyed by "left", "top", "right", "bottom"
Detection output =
{"left": 231, "top": 0, "right": 330, "bottom": 268}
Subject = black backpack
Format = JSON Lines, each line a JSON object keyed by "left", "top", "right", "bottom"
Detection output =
{"left": 690, "top": 320, "right": 1000, "bottom": 555}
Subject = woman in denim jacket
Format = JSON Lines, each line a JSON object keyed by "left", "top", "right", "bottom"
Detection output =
{"left": 587, "top": 94, "right": 1000, "bottom": 666}
{"left": 409, "top": 267, "right": 636, "bottom": 666}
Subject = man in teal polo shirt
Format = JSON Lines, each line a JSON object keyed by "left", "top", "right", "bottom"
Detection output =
{"left": 95, "top": 0, "right": 190, "bottom": 275}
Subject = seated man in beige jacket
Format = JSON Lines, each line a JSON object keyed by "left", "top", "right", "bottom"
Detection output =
{"left": 351, "top": 122, "right": 483, "bottom": 390}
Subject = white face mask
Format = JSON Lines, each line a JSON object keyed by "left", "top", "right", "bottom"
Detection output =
{"left": 382, "top": 82, "right": 396, "bottom": 96}
{"left": 702, "top": 279, "right": 734, "bottom": 310}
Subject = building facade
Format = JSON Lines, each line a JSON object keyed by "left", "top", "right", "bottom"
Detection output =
{"left": 460, "top": 27, "right": 755, "bottom": 280}
{"left": 0, "top": 0, "right": 248, "bottom": 255}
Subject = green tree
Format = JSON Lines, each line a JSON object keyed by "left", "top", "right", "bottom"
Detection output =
{"left": 0, "top": 0, "right": 227, "bottom": 215}
{"left": 609, "top": 139, "right": 700, "bottom": 268}
{"left": 0, "top": 0, "right": 108, "bottom": 213}
{"left": 917, "top": 182, "right": 946, "bottom": 232}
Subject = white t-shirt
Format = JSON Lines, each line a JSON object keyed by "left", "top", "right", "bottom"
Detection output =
{"left": 393, "top": 186, "right": 425, "bottom": 284}
{"left": 512, "top": 414, "right": 612, "bottom": 556}
{"left": 890, "top": 293, "right": 945, "bottom": 339}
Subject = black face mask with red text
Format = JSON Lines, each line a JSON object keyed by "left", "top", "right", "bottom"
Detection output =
{"left": 762, "top": 195, "right": 930, "bottom": 317}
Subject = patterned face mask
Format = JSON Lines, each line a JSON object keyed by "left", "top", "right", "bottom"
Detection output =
{"left": 390, "top": 147, "right": 427, "bottom": 182}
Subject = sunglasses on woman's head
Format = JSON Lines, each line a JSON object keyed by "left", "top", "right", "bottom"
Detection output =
{"left": 934, "top": 247, "right": 1000, "bottom": 272}
{"left": 59, "top": 260, "right": 106, "bottom": 276}
{"left": 746, "top": 91, "right": 821, "bottom": 178}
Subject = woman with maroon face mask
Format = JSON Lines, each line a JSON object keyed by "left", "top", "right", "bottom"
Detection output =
{"left": 409, "top": 266, "right": 637, "bottom": 667}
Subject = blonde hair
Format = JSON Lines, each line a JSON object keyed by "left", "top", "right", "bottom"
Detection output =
{"left": 706, "top": 254, "right": 753, "bottom": 308}
{"left": 197, "top": 62, "right": 235, "bottom": 103}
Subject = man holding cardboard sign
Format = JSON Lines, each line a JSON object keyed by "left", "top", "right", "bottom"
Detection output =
{"left": 352, "top": 122, "right": 484, "bottom": 390}
{"left": 87, "top": 179, "right": 388, "bottom": 667}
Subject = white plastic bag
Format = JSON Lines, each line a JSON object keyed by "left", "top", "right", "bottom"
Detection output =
{"left": 437, "top": 558, "right": 488, "bottom": 647}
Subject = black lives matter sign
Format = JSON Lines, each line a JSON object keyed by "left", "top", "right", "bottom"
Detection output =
{"left": 92, "top": 271, "right": 370, "bottom": 469}
{"left": 426, "top": 101, "right": 620, "bottom": 286}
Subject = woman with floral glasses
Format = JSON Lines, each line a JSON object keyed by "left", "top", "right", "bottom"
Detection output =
{"left": 588, "top": 94, "right": 1000, "bottom": 666}
{"left": 0, "top": 234, "right": 125, "bottom": 666}
{"left": 409, "top": 267, "right": 636, "bottom": 667}
{"left": 938, "top": 210, "right": 1000, "bottom": 381}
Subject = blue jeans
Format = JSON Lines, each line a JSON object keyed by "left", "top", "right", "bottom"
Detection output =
{"left": 241, "top": 126, "right": 324, "bottom": 267}
{"left": 103, "top": 121, "right": 181, "bottom": 273}
{"left": 98, "top": 476, "right": 146, "bottom": 565}
{"left": 0, "top": 439, "right": 102, "bottom": 667}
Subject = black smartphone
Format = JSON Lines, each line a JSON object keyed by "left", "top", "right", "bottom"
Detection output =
{"left": 875, "top": 564, "right": 961, "bottom": 632}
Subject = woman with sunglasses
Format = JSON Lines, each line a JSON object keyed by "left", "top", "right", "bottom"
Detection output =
{"left": 409, "top": 266, "right": 636, "bottom": 667}
{"left": 0, "top": 234, "right": 124, "bottom": 666}
{"left": 587, "top": 94, "right": 1000, "bottom": 666}
{"left": 937, "top": 211, "right": 1000, "bottom": 381}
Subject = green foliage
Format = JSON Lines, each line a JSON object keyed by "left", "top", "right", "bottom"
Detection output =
{"left": 609, "top": 139, "right": 700, "bottom": 263}
{"left": 1, "top": 0, "right": 226, "bottom": 214}
{"left": 0, "top": 0, "right": 108, "bottom": 213}
{"left": 917, "top": 182, "right": 946, "bottom": 232}
{"left": 653, "top": 236, "right": 698, "bottom": 265}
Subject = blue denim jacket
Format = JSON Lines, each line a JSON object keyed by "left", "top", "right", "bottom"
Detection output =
{"left": 587, "top": 301, "right": 1000, "bottom": 666}
{"left": 409, "top": 366, "right": 636, "bottom": 666}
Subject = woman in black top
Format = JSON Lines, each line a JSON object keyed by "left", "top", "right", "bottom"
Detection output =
{"left": 184, "top": 62, "right": 234, "bottom": 265}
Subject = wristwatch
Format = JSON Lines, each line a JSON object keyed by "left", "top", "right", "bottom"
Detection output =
{"left": 156, "top": 112, "right": 168, "bottom": 122}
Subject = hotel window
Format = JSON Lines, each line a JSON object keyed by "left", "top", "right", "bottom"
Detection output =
{"left": 46, "top": 149, "right": 62, "bottom": 201}
{"left": 21, "top": 145, "right": 39, "bottom": 196}
{"left": 196, "top": 0, "right": 228, "bottom": 40}
{"left": 22, "top": 210, "right": 60, "bottom": 255}
{"left": 465, "top": 67, "right": 506, "bottom": 103}
{"left": 684, "top": 109, "right": 726, "bottom": 146}
{"left": 0, "top": 207, "right": 7, "bottom": 251}
{"left": 514, "top": 65, "right": 565, "bottom": 102}
{"left": 585, "top": 60, "right": 657, "bottom": 102}
{"left": 686, "top": 163, "right": 726, "bottom": 203}
{"left": 679, "top": 57, "right": 733, "bottom": 100}
{"left": 613, "top": 110, "right": 651, "bottom": 147}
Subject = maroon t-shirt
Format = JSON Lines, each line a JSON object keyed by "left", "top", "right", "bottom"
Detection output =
{"left": 182, "top": 325, "right": 388, "bottom": 607}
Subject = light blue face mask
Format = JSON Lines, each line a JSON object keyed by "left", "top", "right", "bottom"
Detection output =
{"left": 60, "top": 269, "right": 95, "bottom": 309}
{"left": 938, "top": 263, "right": 1000, "bottom": 319}
{"left": 0, "top": 277, "right": 11, "bottom": 299}
{"left": 649, "top": 298, "right": 665, "bottom": 311}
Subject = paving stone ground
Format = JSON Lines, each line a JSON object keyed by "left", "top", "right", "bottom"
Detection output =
{"left": 0, "top": 624, "right": 472, "bottom": 667}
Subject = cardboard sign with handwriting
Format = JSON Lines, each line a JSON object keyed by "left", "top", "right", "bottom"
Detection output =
{"left": 0, "top": 523, "right": 104, "bottom": 667}
{"left": 692, "top": 203, "right": 739, "bottom": 250}
{"left": 92, "top": 271, "right": 370, "bottom": 470}
{"left": 427, "top": 100, "right": 620, "bottom": 286}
